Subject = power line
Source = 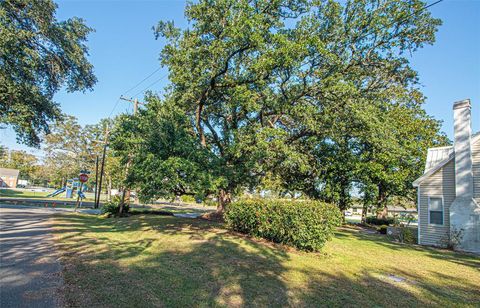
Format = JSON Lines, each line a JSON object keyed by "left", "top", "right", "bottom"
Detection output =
{"left": 351, "top": 0, "right": 444, "bottom": 53}
{"left": 122, "top": 67, "right": 162, "bottom": 96}
{"left": 108, "top": 98, "right": 122, "bottom": 118}
{"left": 299, "top": 0, "right": 444, "bottom": 69}
{"left": 350, "top": 0, "right": 444, "bottom": 44}
{"left": 358, "top": 0, "right": 444, "bottom": 42}
{"left": 107, "top": 67, "right": 163, "bottom": 118}
{"left": 132, "top": 73, "right": 169, "bottom": 98}
{"left": 110, "top": 1, "right": 443, "bottom": 115}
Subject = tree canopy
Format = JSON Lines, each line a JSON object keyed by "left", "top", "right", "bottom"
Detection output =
{"left": 0, "top": 0, "right": 96, "bottom": 147}
{"left": 113, "top": 0, "right": 448, "bottom": 213}
{"left": 42, "top": 116, "right": 122, "bottom": 192}
{"left": 110, "top": 96, "right": 222, "bottom": 203}
{"left": 0, "top": 147, "right": 38, "bottom": 180}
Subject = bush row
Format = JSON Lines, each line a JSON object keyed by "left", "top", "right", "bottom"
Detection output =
{"left": 224, "top": 199, "right": 342, "bottom": 251}
{"left": 365, "top": 216, "right": 396, "bottom": 226}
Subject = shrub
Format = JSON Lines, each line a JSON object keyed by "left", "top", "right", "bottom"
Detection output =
{"left": 366, "top": 216, "right": 396, "bottom": 226}
{"left": 102, "top": 196, "right": 129, "bottom": 216}
{"left": 129, "top": 208, "right": 173, "bottom": 216}
{"left": 386, "top": 225, "right": 417, "bottom": 243}
{"left": 180, "top": 195, "right": 196, "bottom": 203}
{"left": 439, "top": 227, "right": 464, "bottom": 250}
{"left": 224, "top": 199, "right": 342, "bottom": 251}
{"left": 377, "top": 225, "right": 388, "bottom": 234}
{"left": 398, "top": 227, "right": 415, "bottom": 244}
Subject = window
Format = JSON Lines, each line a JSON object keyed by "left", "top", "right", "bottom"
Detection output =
{"left": 428, "top": 197, "right": 443, "bottom": 225}
{"left": 352, "top": 208, "right": 357, "bottom": 213}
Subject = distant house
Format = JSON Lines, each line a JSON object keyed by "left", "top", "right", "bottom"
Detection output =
{"left": 346, "top": 205, "right": 416, "bottom": 217}
{"left": 0, "top": 168, "right": 20, "bottom": 188}
{"left": 413, "top": 100, "right": 480, "bottom": 254}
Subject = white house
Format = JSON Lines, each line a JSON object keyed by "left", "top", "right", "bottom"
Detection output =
{"left": 413, "top": 99, "right": 480, "bottom": 254}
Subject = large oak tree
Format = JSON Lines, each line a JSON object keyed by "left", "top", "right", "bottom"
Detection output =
{"left": 116, "top": 0, "right": 446, "bottom": 213}
{"left": 0, "top": 0, "right": 96, "bottom": 147}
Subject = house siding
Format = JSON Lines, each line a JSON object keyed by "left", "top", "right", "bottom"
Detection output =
{"left": 473, "top": 140, "right": 480, "bottom": 203}
{"left": 417, "top": 138, "right": 480, "bottom": 248}
{"left": 418, "top": 159, "right": 455, "bottom": 247}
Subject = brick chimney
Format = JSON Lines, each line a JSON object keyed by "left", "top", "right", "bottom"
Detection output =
{"left": 450, "top": 99, "right": 480, "bottom": 254}
{"left": 453, "top": 99, "right": 474, "bottom": 198}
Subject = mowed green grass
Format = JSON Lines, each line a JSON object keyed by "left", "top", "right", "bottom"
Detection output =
{"left": 0, "top": 189, "right": 50, "bottom": 198}
{"left": 0, "top": 188, "right": 109, "bottom": 202}
{"left": 53, "top": 214, "right": 480, "bottom": 307}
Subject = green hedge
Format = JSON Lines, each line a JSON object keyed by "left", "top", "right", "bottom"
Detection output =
{"left": 224, "top": 199, "right": 342, "bottom": 251}
{"left": 366, "top": 216, "right": 396, "bottom": 226}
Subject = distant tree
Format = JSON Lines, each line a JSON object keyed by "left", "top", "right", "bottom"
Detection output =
{"left": 356, "top": 101, "right": 449, "bottom": 218}
{"left": 0, "top": 148, "right": 38, "bottom": 180}
{"left": 43, "top": 115, "right": 107, "bottom": 187}
{"left": 0, "top": 0, "right": 96, "bottom": 147}
{"left": 102, "top": 153, "right": 123, "bottom": 200}
{"left": 43, "top": 116, "right": 85, "bottom": 185}
{"left": 0, "top": 145, "right": 6, "bottom": 159}
{"left": 30, "top": 164, "right": 51, "bottom": 187}
{"left": 274, "top": 99, "right": 448, "bottom": 215}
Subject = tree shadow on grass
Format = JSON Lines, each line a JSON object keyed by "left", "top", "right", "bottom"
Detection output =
{"left": 55, "top": 215, "right": 291, "bottom": 307}
{"left": 335, "top": 227, "right": 480, "bottom": 269}
{"left": 53, "top": 215, "right": 480, "bottom": 307}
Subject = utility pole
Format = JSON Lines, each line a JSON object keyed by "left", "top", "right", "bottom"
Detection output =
{"left": 117, "top": 96, "right": 144, "bottom": 213}
{"left": 119, "top": 96, "right": 144, "bottom": 115}
{"left": 96, "top": 125, "right": 109, "bottom": 208}
{"left": 94, "top": 155, "right": 99, "bottom": 207}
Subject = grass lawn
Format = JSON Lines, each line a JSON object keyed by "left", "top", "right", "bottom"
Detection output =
{"left": 0, "top": 188, "right": 51, "bottom": 198}
{"left": 130, "top": 204, "right": 216, "bottom": 215}
{"left": 0, "top": 188, "right": 108, "bottom": 202}
{"left": 53, "top": 214, "right": 480, "bottom": 307}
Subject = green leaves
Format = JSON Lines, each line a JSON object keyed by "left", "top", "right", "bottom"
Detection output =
{"left": 0, "top": 147, "right": 38, "bottom": 180}
{"left": 0, "top": 0, "right": 96, "bottom": 147}
{"left": 110, "top": 96, "right": 223, "bottom": 202}
{"left": 120, "top": 0, "right": 445, "bottom": 209}
{"left": 225, "top": 199, "right": 342, "bottom": 251}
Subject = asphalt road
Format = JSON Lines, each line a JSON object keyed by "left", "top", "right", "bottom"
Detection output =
{"left": 0, "top": 205, "right": 63, "bottom": 308}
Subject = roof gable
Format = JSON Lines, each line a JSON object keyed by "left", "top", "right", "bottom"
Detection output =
{"left": 0, "top": 168, "right": 20, "bottom": 177}
{"left": 413, "top": 132, "right": 480, "bottom": 187}
{"left": 424, "top": 146, "right": 454, "bottom": 173}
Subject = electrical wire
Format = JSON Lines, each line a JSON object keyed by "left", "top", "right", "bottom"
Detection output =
{"left": 122, "top": 67, "right": 162, "bottom": 96}
{"left": 299, "top": 0, "right": 444, "bottom": 69}
{"left": 107, "top": 67, "right": 164, "bottom": 117}
{"left": 132, "top": 73, "right": 169, "bottom": 98}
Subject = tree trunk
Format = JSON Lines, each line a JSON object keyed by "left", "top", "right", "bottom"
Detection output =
{"left": 125, "top": 189, "right": 131, "bottom": 205}
{"left": 107, "top": 177, "right": 112, "bottom": 202}
{"left": 118, "top": 187, "right": 127, "bottom": 216}
{"left": 361, "top": 202, "right": 368, "bottom": 224}
{"left": 376, "top": 185, "right": 388, "bottom": 219}
{"left": 338, "top": 178, "right": 350, "bottom": 224}
{"left": 118, "top": 160, "right": 132, "bottom": 215}
{"left": 217, "top": 189, "right": 231, "bottom": 214}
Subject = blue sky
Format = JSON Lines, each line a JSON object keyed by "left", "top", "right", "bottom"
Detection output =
{"left": 1, "top": 0, "right": 479, "bottom": 154}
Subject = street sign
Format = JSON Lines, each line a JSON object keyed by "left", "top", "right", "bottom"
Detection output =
{"left": 79, "top": 173, "right": 89, "bottom": 183}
